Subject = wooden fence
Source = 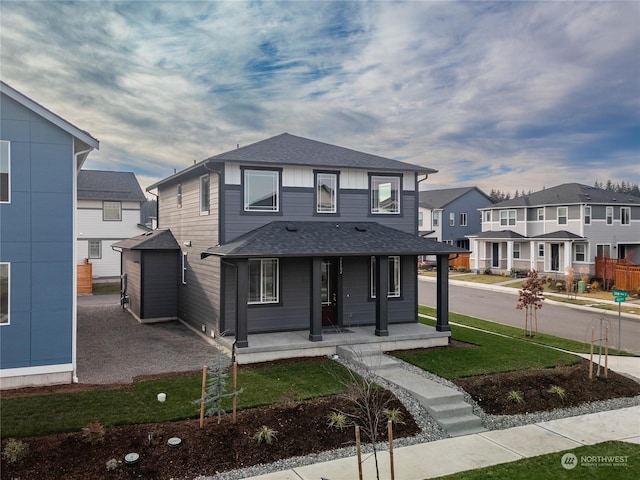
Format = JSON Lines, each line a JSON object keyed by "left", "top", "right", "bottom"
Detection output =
{"left": 77, "top": 260, "right": 93, "bottom": 294}
{"left": 449, "top": 253, "right": 470, "bottom": 270}
{"left": 595, "top": 257, "right": 640, "bottom": 292}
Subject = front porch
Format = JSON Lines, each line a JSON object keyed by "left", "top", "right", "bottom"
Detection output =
{"left": 212, "top": 322, "right": 450, "bottom": 364}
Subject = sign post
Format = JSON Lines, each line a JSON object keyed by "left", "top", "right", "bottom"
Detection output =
{"left": 612, "top": 290, "right": 628, "bottom": 350}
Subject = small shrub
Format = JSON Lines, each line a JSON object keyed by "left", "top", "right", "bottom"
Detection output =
{"left": 253, "top": 425, "right": 277, "bottom": 444}
{"left": 327, "top": 411, "right": 349, "bottom": 431}
{"left": 383, "top": 408, "right": 405, "bottom": 425}
{"left": 81, "top": 421, "right": 105, "bottom": 444}
{"left": 2, "top": 438, "right": 29, "bottom": 464}
{"left": 547, "top": 385, "right": 566, "bottom": 400}
{"left": 106, "top": 458, "right": 121, "bottom": 471}
{"left": 483, "top": 268, "right": 493, "bottom": 275}
{"left": 591, "top": 280, "right": 600, "bottom": 291}
{"left": 507, "top": 390, "right": 524, "bottom": 405}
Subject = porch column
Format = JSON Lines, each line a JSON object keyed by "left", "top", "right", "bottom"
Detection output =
{"left": 472, "top": 238, "right": 480, "bottom": 272}
{"left": 506, "top": 241, "right": 514, "bottom": 271}
{"left": 564, "top": 241, "right": 573, "bottom": 273}
{"left": 235, "top": 259, "right": 249, "bottom": 348}
{"left": 530, "top": 241, "right": 536, "bottom": 271}
{"left": 309, "top": 257, "right": 323, "bottom": 342}
{"left": 436, "top": 254, "right": 451, "bottom": 332}
{"left": 375, "top": 255, "right": 389, "bottom": 336}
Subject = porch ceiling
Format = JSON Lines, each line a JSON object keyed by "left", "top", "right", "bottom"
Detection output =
{"left": 202, "top": 221, "right": 469, "bottom": 259}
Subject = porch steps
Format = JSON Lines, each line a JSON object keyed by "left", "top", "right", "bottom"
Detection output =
{"left": 338, "top": 345, "right": 486, "bottom": 437}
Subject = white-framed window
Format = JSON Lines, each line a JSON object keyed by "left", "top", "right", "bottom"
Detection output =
{"left": 88, "top": 240, "right": 101, "bottom": 259}
{"left": 443, "top": 240, "right": 453, "bottom": 245}
{"left": 0, "top": 141, "right": 10, "bottom": 203}
{"left": 370, "top": 256, "right": 400, "bottom": 298}
{"left": 177, "top": 183, "right": 182, "bottom": 208}
{"left": 103, "top": 201, "right": 122, "bottom": 221}
{"left": 316, "top": 172, "right": 337, "bottom": 214}
{"left": 500, "top": 210, "right": 516, "bottom": 226}
{"left": 460, "top": 212, "right": 467, "bottom": 226}
{"left": 244, "top": 169, "right": 279, "bottom": 212}
{"left": 200, "top": 174, "right": 210, "bottom": 214}
{"left": 538, "top": 243, "right": 545, "bottom": 257}
{"left": 0, "top": 262, "right": 9, "bottom": 325}
{"left": 584, "top": 206, "right": 591, "bottom": 225}
{"left": 537, "top": 208, "right": 544, "bottom": 221}
{"left": 418, "top": 211, "right": 423, "bottom": 227}
{"left": 557, "top": 207, "right": 568, "bottom": 225}
{"left": 449, "top": 212, "right": 455, "bottom": 227}
{"left": 621, "top": 207, "right": 630, "bottom": 225}
{"left": 513, "top": 243, "right": 521, "bottom": 259}
{"left": 606, "top": 206, "right": 613, "bottom": 225}
{"left": 181, "top": 252, "right": 187, "bottom": 285}
{"left": 370, "top": 175, "right": 400, "bottom": 214}
{"left": 484, "top": 211, "right": 491, "bottom": 223}
{"left": 248, "top": 258, "right": 279, "bottom": 304}
{"left": 575, "top": 243, "right": 586, "bottom": 262}
{"left": 432, "top": 212, "right": 440, "bottom": 227}
{"left": 596, "top": 244, "right": 611, "bottom": 258}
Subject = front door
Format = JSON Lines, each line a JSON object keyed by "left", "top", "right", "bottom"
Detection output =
{"left": 321, "top": 259, "right": 338, "bottom": 327}
{"left": 492, "top": 243, "right": 499, "bottom": 268}
{"left": 551, "top": 244, "right": 560, "bottom": 271}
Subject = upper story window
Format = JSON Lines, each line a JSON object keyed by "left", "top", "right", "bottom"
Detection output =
{"left": 248, "top": 258, "right": 279, "bottom": 304}
{"left": 484, "top": 211, "right": 491, "bottom": 223}
{"left": 370, "top": 175, "right": 400, "bottom": 214}
{"left": 584, "top": 206, "right": 591, "bottom": 225}
{"left": 0, "top": 262, "right": 8, "bottom": 325}
{"left": 449, "top": 212, "right": 455, "bottom": 226}
{"left": 315, "top": 172, "right": 337, "bottom": 214}
{"left": 460, "top": 212, "right": 467, "bottom": 226}
{"left": 370, "top": 256, "right": 400, "bottom": 298}
{"left": 177, "top": 183, "right": 182, "bottom": 208}
{"left": 500, "top": 210, "right": 516, "bottom": 226}
{"left": 418, "top": 211, "right": 423, "bottom": 227}
{"left": 88, "top": 240, "right": 101, "bottom": 259}
{"left": 103, "top": 201, "right": 122, "bottom": 221}
{"left": 200, "top": 174, "right": 210, "bottom": 215}
{"left": 244, "top": 169, "right": 279, "bottom": 212}
{"left": 0, "top": 141, "right": 9, "bottom": 203}
{"left": 606, "top": 206, "right": 613, "bottom": 225}
{"left": 621, "top": 207, "right": 630, "bottom": 225}
{"left": 537, "top": 208, "right": 544, "bottom": 221}
{"left": 432, "top": 211, "right": 440, "bottom": 227}
{"left": 557, "top": 207, "right": 568, "bottom": 225}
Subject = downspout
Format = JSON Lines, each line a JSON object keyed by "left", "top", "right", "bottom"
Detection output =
{"left": 72, "top": 147, "right": 94, "bottom": 384}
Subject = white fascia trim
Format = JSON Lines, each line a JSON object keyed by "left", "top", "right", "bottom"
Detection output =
{"left": 0, "top": 363, "right": 73, "bottom": 378}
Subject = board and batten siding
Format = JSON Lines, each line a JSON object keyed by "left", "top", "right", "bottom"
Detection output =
{"left": 141, "top": 251, "right": 178, "bottom": 319}
{"left": 122, "top": 250, "right": 142, "bottom": 318}
{"left": 158, "top": 172, "right": 221, "bottom": 334}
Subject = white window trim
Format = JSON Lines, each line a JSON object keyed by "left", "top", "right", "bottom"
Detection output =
{"left": 596, "top": 244, "right": 611, "bottom": 258}
{"left": 0, "top": 140, "right": 10, "bottom": 204}
{"left": 248, "top": 258, "right": 279, "bottom": 304}
{"left": 88, "top": 240, "right": 101, "bottom": 259}
{"left": 244, "top": 169, "right": 280, "bottom": 212}
{"left": 449, "top": 212, "right": 455, "bottom": 227}
{"left": 177, "top": 183, "right": 182, "bottom": 208}
{"left": 0, "top": 262, "right": 9, "bottom": 326}
{"left": 200, "top": 174, "right": 210, "bottom": 215}
{"left": 500, "top": 210, "right": 516, "bottom": 226}
{"left": 460, "top": 212, "right": 467, "bottom": 227}
{"left": 574, "top": 243, "right": 586, "bottom": 262}
{"left": 103, "top": 201, "right": 122, "bottom": 221}
{"left": 537, "top": 208, "right": 544, "bottom": 221}
{"left": 370, "top": 256, "right": 401, "bottom": 298}
{"left": 181, "top": 252, "right": 187, "bottom": 285}
{"left": 621, "top": 207, "right": 631, "bottom": 225}
{"left": 584, "top": 206, "right": 591, "bottom": 225}
{"left": 557, "top": 207, "right": 568, "bottom": 225}
{"left": 538, "top": 243, "right": 545, "bottom": 258}
{"left": 606, "top": 206, "right": 613, "bottom": 225}
{"left": 432, "top": 211, "right": 440, "bottom": 227}
{"left": 316, "top": 172, "right": 337, "bottom": 214}
{"left": 418, "top": 211, "right": 423, "bottom": 227}
{"left": 513, "top": 242, "right": 521, "bottom": 259}
{"left": 370, "top": 175, "right": 401, "bottom": 214}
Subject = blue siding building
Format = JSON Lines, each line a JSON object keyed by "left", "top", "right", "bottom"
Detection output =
{"left": 0, "top": 82, "right": 98, "bottom": 389}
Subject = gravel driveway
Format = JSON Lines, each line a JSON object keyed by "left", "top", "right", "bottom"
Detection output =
{"left": 76, "top": 296, "right": 218, "bottom": 384}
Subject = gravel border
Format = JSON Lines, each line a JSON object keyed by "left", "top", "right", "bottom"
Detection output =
{"left": 200, "top": 356, "right": 640, "bottom": 480}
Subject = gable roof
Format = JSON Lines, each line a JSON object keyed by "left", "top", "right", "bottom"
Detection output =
{"left": 202, "top": 221, "right": 467, "bottom": 258}
{"left": 467, "top": 230, "right": 526, "bottom": 240}
{"left": 419, "top": 186, "right": 493, "bottom": 209}
{"left": 0, "top": 81, "right": 99, "bottom": 160}
{"left": 78, "top": 170, "right": 146, "bottom": 202}
{"left": 112, "top": 229, "right": 180, "bottom": 250}
{"left": 488, "top": 183, "right": 640, "bottom": 208}
{"left": 148, "top": 133, "right": 436, "bottom": 190}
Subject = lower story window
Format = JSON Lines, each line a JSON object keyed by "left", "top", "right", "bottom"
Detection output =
{"left": 88, "top": 240, "right": 101, "bottom": 259}
{"left": 249, "top": 258, "right": 279, "bottom": 304}
{"left": 0, "top": 263, "right": 8, "bottom": 325}
{"left": 513, "top": 243, "right": 521, "bottom": 259}
{"left": 371, "top": 256, "right": 400, "bottom": 298}
{"left": 575, "top": 244, "right": 586, "bottom": 262}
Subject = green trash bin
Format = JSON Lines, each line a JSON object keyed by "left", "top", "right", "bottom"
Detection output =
{"left": 578, "top": 280, "right": 586, "bottom": 294}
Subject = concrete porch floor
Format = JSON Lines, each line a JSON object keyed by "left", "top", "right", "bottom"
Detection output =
{"left": 212, "top": 323, "right": 451, "bottom": 364}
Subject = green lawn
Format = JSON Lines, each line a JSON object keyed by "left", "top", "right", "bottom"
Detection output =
{"left": 91, "top": 282, "right": 121, "bottom": 295}
{"left": 0, "top": 358, "right": 348, "bottom": 438}
{"left": 450, "top": 274, "right": 513, "bottom": 284}
{"left": 433, "top": 441, "right": 639, "bottom": 480}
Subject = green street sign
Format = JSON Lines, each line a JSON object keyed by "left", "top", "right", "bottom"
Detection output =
{"left": 612, "top": 290, "right": 628, "bottom": 302}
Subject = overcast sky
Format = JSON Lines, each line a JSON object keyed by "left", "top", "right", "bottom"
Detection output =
{"left": 2, "top": 1, "right": 638, "bottom": 194}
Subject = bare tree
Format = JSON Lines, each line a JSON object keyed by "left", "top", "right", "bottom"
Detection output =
{"left": 516, "top": 270, "right": 546, "bottom": 336}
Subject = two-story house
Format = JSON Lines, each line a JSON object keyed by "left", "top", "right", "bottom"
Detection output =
{"left": 418, "top": 186, "right": 494, "bottom": 248}
{"left": 137, "top": 133, "right": 465, "bottom": 361}
{"left": 468, "top": 183, "right": 640, "bottom": 277}
{"left": 77, "top": 170, "right": 148, "bottom": 280}
{"left": 0, "top": 81, "right": 99, "bottom": 389}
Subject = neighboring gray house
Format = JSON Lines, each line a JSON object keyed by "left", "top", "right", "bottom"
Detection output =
{"left": 141, "top": 133, "right": 465, "bottom": 360}
{"left": 468, "top": 183, "right": 640, "bottom": 277}
{"left": 77, "top": 170, "right": 148, "bottom": 279}
{"left": 418, "top": 186, "right": 494, "bottom": 249}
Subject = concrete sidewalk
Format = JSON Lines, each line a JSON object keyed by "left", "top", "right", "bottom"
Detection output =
{"left": 241, "top": 406, "right": 640, "bottom": 480}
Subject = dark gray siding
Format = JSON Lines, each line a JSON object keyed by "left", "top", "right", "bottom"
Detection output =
{"left": 141, "top": 251, "right": 178, "bottom": 319}
{"left": 122, "top": 250, "right": 142, "bottom": 318}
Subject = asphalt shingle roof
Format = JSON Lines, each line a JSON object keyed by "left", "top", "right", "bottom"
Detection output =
{"left": 78, "top": 170, "right": 147, "bottom": 202}
{"left": 469, "top": 230, "right": 526, "bottom": 239}
{"left": 112, "top": 229, "right": 180, "bottom": 250}
{"left": 489, "top": 183, "right": 639, "bottom": 208}
{"left": 532, "top": 230, "right": 584, "bottom": 240}
{"left": 202, "top": 221, "right": 467, "bottom": 258}
{"left": 419, "top": 186, "right": 492, "bottom": 209}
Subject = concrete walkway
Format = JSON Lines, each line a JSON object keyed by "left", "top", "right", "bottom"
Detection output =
{"left": 242, "top": 405, "right": 640, "bottom": 480}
